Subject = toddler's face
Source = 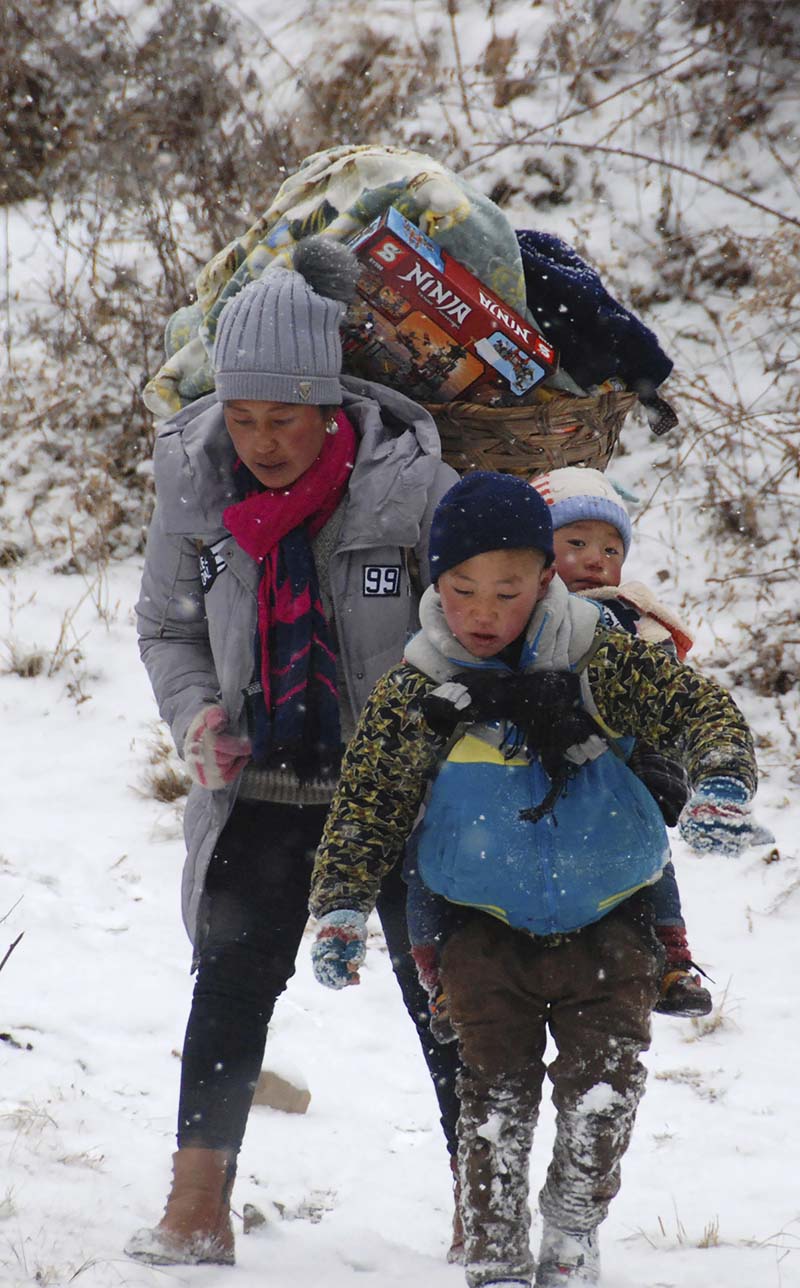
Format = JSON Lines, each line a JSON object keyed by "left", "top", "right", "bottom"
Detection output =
{"left": 438, "top": 548, "right": 554, "bottom": 658}
{"left": 553, "top": 519, "right": 624, "bottom": 592}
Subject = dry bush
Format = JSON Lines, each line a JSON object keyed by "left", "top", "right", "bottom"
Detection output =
{"left": 686, "top": 0, "right": 800, "bottom": 55}
{"left": 144, "top": 762, "right": 191, "bottom": 804}
{"left": 535, "top": 0, "right": 646, "bottom": 98}
{"left": 1, "top": 0, "right": 299, "bottom": 564}
{"left": 623, "top": 208, "right": 799, "bottom": 705}
{"left": 286, "top": 23, "right": 443, "bottom": 163}
{"left": 0, "top": 0, "right": 291, "bottom": 238}
{"left": 0, "top": 641, "right": 46, "bottom": 678}
{"left": 636, "top": 1207, "right": 725, "bottom": 1250}
{"left": 0, "top": 1, "right": 448, "bottom": 565}
{"left": 137, "top": 723, "right": 190, "bottom": 802}
{"left": 0, "top": 1, "right": 72, "bottom": 203}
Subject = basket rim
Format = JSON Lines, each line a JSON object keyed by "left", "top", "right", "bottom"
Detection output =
{"left": 423, "top": 390, "right": 638, "bottom": 423}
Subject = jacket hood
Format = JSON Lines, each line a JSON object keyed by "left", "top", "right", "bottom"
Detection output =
{"left": 151, "top": 376, "right": 443, "bottom": 547}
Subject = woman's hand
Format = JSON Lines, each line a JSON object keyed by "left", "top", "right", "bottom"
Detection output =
{"left": 183, "top": 705, "right": 251, "bottom": 790}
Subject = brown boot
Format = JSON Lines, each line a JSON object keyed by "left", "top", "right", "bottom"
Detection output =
{"left": 653, "top": 925, "right": 713, "bottom": 1018}
{"left": 124, "top": 1147, "right": 237, "bottom": 1265}
{"left": 447, "top": 1154, "right": 465, "bottom": 1264}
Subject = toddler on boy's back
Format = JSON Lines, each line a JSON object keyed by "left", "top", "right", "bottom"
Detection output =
{"left": 309, "top": 471, "right": 769, "bottom": 1288}
{"left": 530, "top": 465, "right": 709, "bottom": 1017}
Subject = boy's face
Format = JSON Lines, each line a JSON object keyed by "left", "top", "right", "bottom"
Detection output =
{"left": 438, "top": 548, "right": 554, "bottom": 659}
{"left": 553, "top": 519, "right": 624, "bottom": 592}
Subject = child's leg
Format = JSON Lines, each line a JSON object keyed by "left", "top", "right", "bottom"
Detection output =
{"left": 406, "top": 867, "right": 463, "bottom": 1042}
{"left": 648, "top": 862, "right": 712, "bottom": 1017}
{"left": 442, "top": 916, "right": 546, "bottom": 1288}
{"left": 406, "top": 864, "right": 456, "bottom": 950}
{"left": 407, "top": 874, "right": 444, "bottom": 981}
{"left": 647, "top": 859, "right": 684, "bottom": 926}
{"left": 540, "top": 900, "right": 658, "bottom": 1254}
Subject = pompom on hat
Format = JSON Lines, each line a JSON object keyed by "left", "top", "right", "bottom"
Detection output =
{"left": 429, "top": 471, "right": 555, "bottom": 580}
{"left": 530, "top": 466, "right": 632, "bottom": 558}
{"left": 212, "top": 236, "right": 361, "bottom": 406}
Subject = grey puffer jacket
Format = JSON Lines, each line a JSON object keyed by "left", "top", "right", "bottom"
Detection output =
{"left": 136, "top": 374, "right": 458, "bottom": 949}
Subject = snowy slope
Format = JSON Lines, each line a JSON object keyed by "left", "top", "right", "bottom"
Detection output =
{"left": 2, "top": 1, "right": 799, "bottom": 1285}
{"left": 1, "top": 557, "right": 798, "bottom": 1288}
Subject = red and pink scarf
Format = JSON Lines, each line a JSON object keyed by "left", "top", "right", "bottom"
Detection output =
{"left": 222, "top": 411, "right": 356, "bottom": 778}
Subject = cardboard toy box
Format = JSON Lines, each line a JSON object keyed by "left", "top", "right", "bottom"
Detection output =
{"left": 343, "top": 207, "right": 559, "bottom": 405}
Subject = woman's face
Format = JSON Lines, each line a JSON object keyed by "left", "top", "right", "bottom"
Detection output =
{"left": 223, "top": 400, "right": 328, "bottom": 488}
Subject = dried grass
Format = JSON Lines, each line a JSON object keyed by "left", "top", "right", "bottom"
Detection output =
{"left": 136, "top": 723, "right": 191, "bottom": 802}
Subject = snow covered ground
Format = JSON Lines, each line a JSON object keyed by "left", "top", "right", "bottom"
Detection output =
{"left": 2, "top": 1, "right": 799, "bottom": 1285}
{"left": 1, "top": 458, "right": 798, "bottom": 1288}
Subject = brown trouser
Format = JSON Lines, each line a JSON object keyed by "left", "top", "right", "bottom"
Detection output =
{"left": 440, "top": 898, "right": 661, "bottom": 1288}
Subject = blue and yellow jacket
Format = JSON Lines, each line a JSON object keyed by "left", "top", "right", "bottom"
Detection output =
{"left": 309, "top": 580, "right": 757, "bottom": 935}
{"left": 412, "top": 720, "right": 667, "bottom": 936}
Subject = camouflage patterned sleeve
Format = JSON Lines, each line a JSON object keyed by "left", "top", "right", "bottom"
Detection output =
{"left": 309, "top": 665, "right": 444, "bottom": 919}
{"left": 587, "top": 632, "right": 758, "bottom": 795}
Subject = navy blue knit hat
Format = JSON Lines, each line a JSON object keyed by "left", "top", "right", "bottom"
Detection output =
{"left": 429, "top": 471, "right": 555, "bottom": 580}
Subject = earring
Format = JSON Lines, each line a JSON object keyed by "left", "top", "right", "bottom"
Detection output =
{"left": 325, "top": 417, "right": 339, "bottom": 435}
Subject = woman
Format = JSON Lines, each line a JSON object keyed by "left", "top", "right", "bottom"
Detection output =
{"left": 125, "top": 238, "right": 461, "bottom": 1266}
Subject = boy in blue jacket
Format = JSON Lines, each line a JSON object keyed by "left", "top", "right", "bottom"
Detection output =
{"left": 309, "top": 472, "right": 770, "bottom": 1288}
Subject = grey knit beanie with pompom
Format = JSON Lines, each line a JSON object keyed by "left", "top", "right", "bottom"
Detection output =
{"left": 213, "top": 236, "right": 361, "bottom": 406}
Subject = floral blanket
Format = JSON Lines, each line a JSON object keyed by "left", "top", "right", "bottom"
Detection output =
{"left": 143, "top": 143, "right": 580, "bottom": 418}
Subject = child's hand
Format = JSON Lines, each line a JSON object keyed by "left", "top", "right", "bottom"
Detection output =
{"left": 679, "top": 777, "right": 775, "bottom": 856}
{"left": 311, "top": 910, "right": 368, "bottom": 988}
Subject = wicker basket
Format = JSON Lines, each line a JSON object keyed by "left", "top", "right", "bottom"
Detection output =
{"left": 425, "top": 390, "right": 638, "bottom": 477}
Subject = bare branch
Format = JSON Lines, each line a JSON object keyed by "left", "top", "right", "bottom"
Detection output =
{"left": 471, "top": 136, "right": 800, "bottom": 230}
{"left": 0, "top": 932, "right": 24, "bottom": 976}
{"left": 0, "top": 897, "right": 22, "bottom": 926}
{"left": 706, "top": 565, "right": 800, "bottom": 585}
{"left": 464, "top": 43, "right": 704, "bottom": 160}
{"left": 447, "top": 0, "right": 475, "bottom": 129}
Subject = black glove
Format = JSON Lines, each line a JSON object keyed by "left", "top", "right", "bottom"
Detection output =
{"left": 445, "top": 668, "right": 581, "bottom": 723}
{"left": 421, "top": 670, "right": 601, "bottom": 775}
{"left": 628, "top": 742, "right": 690, "bottom": 827}
{"left": 512, "top": 672, "right": 601, "bottom": 776}
{"left": 419, "top": 670, "right": 536, "bottom": 737}
{"left": 421, "top": 669, "right": 606, "bottom": 826}
{"left": 451, "top": 669, "right": 530, "bottom": 723}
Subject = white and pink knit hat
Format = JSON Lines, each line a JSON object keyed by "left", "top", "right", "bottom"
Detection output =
{"left": 530, "top": 466, "right": 632, "bottom": 558}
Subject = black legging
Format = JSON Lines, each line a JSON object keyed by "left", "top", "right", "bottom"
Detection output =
{"left": 178, "top": 799, "right": 460, "bottom": 1156}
